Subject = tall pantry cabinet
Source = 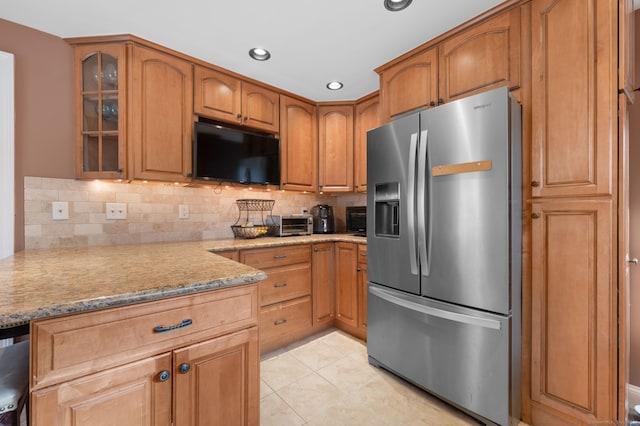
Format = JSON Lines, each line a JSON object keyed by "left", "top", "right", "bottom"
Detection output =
{"left": 529, "top": 0, "right": 619, "bottom": 424}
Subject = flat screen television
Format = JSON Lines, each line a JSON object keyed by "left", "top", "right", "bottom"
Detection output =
{"left": 193, "top": 121, "right": 281, "bottom": 185}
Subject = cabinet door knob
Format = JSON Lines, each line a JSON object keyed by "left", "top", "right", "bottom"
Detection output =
{"left": 158, "top": 370, "right": 171, "bottom": 382}
{"left": 437, "top": 98, "right": 444, "bottom": 105}
{"left": 429, "top": 101, "right": 436, "bottom": 107}
{"left": 628, "top": 257, "right": 639, "bottom": 265}
{"left": 179, "top": 363, "right": 191, "bottom": 374}
{"left": 531, "top": 181, "right": 540, "bottom": 187}
{"left": 531, "top": 213, "right": 540, "bottom": 219}
{"left": 243, "top": 116, "right": 248, "bottom": 121}
{"left": 236, "top": 113, "right": 242, "bottom": 119}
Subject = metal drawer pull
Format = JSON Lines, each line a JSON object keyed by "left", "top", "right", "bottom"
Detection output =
{"left": 179, "top": 363, "right": 191, "bottom": 374}
{"left": 274, "top": 282, "right": 288, "bottom": 288}
{"left": 158, "top": 370, "right": 170, "bottom": 382}
{"left": 274, "top": 319, "right": 287, "bottom": 326}
{"left": 274, "top": 255, "right": 288, "bottom": 259}
{"left": 154, "top": 318, "right": 193, "bottom": 333}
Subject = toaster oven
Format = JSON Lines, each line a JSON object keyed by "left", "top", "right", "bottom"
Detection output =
{"left": 267, "top": 215, "right": 313, "bottom": 236}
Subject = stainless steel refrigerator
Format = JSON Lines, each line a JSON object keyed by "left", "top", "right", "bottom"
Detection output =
{"left": 366, "top": 86, "right": 521, "bottom": 426}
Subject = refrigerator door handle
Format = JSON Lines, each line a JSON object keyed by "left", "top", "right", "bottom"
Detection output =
{"left": 407, "top": 132, "right": 419, "bottom": 275}
{"left": 370, "top": 286, "right": 502, "bottom": 330}
{"left": 417, "top": 129, "right": 429, "bottom": 276}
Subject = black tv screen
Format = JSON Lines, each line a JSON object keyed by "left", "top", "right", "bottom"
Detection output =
{"left": 193, "top": 122, "right": 281, "bottom": 185}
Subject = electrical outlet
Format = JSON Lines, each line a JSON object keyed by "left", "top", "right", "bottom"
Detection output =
{"left": 52, "top": 201, "right": 69, "bottom": 220}
{"left": 105, "top": 202, "right": 127, "bottom": 220}
{"left": 179, "top": 204, "right": 189, "bottom": 219}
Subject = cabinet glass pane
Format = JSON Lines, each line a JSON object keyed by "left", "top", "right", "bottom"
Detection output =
{"left": 83, "top": 96, "right": 99, "bottom": 132}
{"left": 101, "top": 54, "right": 118, "bottom": 90}
{"left": 102, "top": 136, "right": 119, "bottom": 171}
{"left": 82, "top": 54, "right": 99, "bottom": 92}
{"left": 83, "top": 135, "right": 99, "bottom": 172}
{"left": 102, "top": 95, "right": 118, "bottom": 132}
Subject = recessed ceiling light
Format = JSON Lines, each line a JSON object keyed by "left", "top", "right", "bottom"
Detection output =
{"left": 326, "top": 81, "right": 343, "bottom": 90}
{"left": 384, "top": 0, "right": 413, "bottom": 11}
{"left": 249, "top": 47, "right": 271, "bottom": 61}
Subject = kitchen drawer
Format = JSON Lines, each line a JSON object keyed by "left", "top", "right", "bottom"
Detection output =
{"left": 241, "top": 244, "right": 311, "bottom": 269}
{"left": 358, "top": 244, "right": 367, "bottom": 265}
{"left": 31, "top": 284, "right": 258, "bottom": 389}
{"left": 259, "top": 263, "right": 311, "bottom": 306}
{"left": 260, "top": 296, "right": 312, "bottom": 345}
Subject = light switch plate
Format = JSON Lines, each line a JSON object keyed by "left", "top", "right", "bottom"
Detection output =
{"left": 52, "top": 201, "right": 69, "bottom": 220}
{"left": 179, "top": 204, "right": 189, "bottom": 219}
{"left": 106, "top": 202, "right": 127, "bottom": 220}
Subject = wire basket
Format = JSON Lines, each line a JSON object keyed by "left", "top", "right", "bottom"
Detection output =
{"left": 230, "top": 225, "right": 270, "bottom": 239}
{"left": 231, "top": 199, "right": 277, "bottom": 239}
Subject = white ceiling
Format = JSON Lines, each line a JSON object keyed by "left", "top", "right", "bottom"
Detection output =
{"left": 4, "top": 0, "right": 509, "bottom": 101}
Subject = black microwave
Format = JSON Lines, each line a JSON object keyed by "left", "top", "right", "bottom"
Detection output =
{"left": 346, "top": 206, "right": 366, "bottom": 236}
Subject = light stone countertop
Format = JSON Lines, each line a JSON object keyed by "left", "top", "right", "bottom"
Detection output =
{"left": 0, "top": 234, "right": 366, "bottom": 329}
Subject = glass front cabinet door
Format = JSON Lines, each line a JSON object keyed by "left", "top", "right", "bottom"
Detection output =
{"left": 74, "top": 44, "right": 127, "bottom": 179}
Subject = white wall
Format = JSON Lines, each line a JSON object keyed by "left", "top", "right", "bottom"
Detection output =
{"left": 0, "top": 51, "right": 14, "bottom": 259}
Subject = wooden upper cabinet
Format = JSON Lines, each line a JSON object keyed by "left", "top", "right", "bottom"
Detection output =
{"left": 619, "top": 0, "right": 635, "bottom": 101}
{"left": 194, "top": 65, "right": 279, "bottom": 133}
{"left": 72, "top": 44, "right": 128, "bottom": 180}
{"left": 530, "top": 0, "right": 615, "bottom": 198}
{"left": 193, "top": 65, "right": 241, "bottom": 123}
{"left": 530, "top": 199, "right": 615, "bottom": 424}
{"left": 280, "top": 95, "right": 317, "bottom": 192}
{"left": 130, "top": 46, "right": 193, "bottom": 182}
{"left": 318, "top": 104, "right": 354, "bottom": 192}
{"left": 438, "top": 8, "right": 521, "bottom": 103}
{"left": 241, "top": 81, "right": 279, "bottom": 132}
{"left": 354, "top": 93, "right": 380, "bottom": 193}
{"left": 378, "top": 47, "right": 439, "bottom": 122}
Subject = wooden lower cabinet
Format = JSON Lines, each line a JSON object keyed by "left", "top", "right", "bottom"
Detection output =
{"left": 174, "top": 327, "right": 259, "bottom": 426}
{"left": 312, "top": 243, "right": 335, "bottom": 324}
{"left": 357, "top": 244, "right": 368, "bottom": 331}
{"left": 240, "top": 244, "right": 314, "bottom": 353}
{"left": 30, "top": 285, "right": 260, "bottom": 426}
{"left": 260, "top": 296, "right": 312, "bottom": 350}
{"left": 530, "top": 199, "right": 616, "bottom": 424}
{"left": 32, "top": 353, "right": 172, "bottom": 426}
{"left": 334, "top": 242, "right": 367, "bottom": 340}
{"left": 335, "top": 242, "right": 358, "bottom": 328}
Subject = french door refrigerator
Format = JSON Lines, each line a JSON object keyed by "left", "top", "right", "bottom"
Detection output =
{"left": 366, "top": 86, "right": 521, "bottom": 426}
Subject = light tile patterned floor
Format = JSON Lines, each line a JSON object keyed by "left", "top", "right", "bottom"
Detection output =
{"left": 260, "top": 328, "right": 488, "bottom": 426}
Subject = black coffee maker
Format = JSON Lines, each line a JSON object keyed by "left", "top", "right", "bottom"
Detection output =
{"left": 312, "top": 204, "right": 335, "bottom": 234}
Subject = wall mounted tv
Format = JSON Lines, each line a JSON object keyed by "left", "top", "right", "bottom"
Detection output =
{"left": 193, "top": 121, "right": 281, "bottom": 185}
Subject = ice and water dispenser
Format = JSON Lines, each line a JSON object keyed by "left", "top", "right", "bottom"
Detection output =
{"left": 374, "top": 182, "right": 400, "bottom": 237}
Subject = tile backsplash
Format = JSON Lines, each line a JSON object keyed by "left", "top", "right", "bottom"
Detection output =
{"left": 24, "top": 177, "right": 365, "bottom": 249}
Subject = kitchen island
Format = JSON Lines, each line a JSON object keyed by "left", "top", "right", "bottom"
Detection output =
{"left": 0, "top": 234, "right": 365, "bottom": 425}
{"left": 0, "top": 240, "right": 268, "bottom": 330}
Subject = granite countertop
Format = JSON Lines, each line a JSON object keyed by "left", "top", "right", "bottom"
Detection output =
{"left": 0, "top": 234, "right": 366, "bottom": 330}
{"left": 205, "top": 233, "right": 366, "bottom": 252}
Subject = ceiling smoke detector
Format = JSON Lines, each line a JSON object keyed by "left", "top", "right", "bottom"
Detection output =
{"left": 384, "top": 0, "right": 413, "bottom": 11}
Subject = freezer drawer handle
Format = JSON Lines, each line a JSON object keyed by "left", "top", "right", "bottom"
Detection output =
{"left": 432, "top": 160, "right": 492, "bottom": 177}
{"left": 370, "top": 286, "right": 502, "bottom": 330}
